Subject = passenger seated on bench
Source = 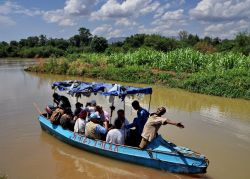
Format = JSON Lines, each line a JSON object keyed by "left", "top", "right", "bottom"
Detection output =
{"left": 95, "top": 105, "right": 110, "bottom": 129}
{"left": 106, "top": 119, "right": 125, "bottom": 145}
{"left": 59, "top": 106, "right": 74, "bottom": 130}
{"left": 73, "top": 102, "right": 83, "bottom": 121}
{"left": 85, "top": 100, "right": 96, "bottom": 113}
{"left": 114, "top": 109, "right": 129, "bottom": 139}
{"left": 49, "top": 107, "right": 64, "bottom": 125}
{"left": 74, "top": 110, "right": 87, "bottom": 134}
{"left": 85, "top": 112, "right": 107, "bottom": 140}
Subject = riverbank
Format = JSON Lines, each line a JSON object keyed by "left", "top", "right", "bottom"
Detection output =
{"left": 25, "top": 48, "right": 250, "bottom": 100}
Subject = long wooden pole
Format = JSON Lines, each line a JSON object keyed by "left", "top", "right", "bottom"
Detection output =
{"left": 33, "top": 103, "right": 42, "bottom": 115}
{"left": 148, "top": 94, "right": 152, "bottom": 112}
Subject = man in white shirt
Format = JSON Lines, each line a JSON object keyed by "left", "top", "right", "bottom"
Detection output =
{"left": 106, "top": 119, "right": 125, "bottom": 145}
{"left": 74, "top": 110, "right": 87, "bottom": 134}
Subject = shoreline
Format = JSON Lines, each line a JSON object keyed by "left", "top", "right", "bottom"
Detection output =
{"left": 25, "top": 64, "right": 250, "bottom": 101}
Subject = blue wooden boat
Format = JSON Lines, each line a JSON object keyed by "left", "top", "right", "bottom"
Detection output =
{"left": 37, "top": 80, "right": 209, "bottom": 174}
{"left": 38, "top": 115, "right": 209, "bottom": 174}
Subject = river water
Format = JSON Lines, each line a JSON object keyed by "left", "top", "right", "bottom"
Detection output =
{"left": 0, "top": 59, "right": 249, "bottom": 179}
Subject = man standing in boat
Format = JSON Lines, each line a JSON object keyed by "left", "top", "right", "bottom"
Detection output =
{"left": 139, "top": 107, "right": 184, "bottom": 149}
{"left": 53, "top": 93, "right": 71, "bottom": 109}
{"left": 126, "top": 100, "right": 149, "bottom": 146}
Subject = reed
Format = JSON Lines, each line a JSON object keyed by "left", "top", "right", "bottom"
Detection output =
{"left": 25, "top": 48, "right": 250, "bottom": 99}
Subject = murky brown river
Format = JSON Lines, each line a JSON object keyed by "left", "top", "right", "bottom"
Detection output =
{"left": 0, "top": 59, "right": 250, "bottom": 179}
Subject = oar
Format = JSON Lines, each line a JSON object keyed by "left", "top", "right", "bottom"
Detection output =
{"left": 33, "top": 102, "right": 43, "bottom": 115}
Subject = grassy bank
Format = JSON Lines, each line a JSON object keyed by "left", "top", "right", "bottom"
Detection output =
{"left": 26, "top": 48, "right": 250, "bottom": 100}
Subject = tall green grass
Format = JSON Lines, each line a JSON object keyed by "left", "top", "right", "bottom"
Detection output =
{"left": 108, "top": 48, "right": 250, "bottom": 73}
{"left": 181, "top": 69, "right": 250, "bottom": 99}
{"left": 26, "top": 47, "right": 250, "bottom": 99}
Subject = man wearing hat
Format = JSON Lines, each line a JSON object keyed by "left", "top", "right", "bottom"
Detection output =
{"left": 85, "top": 100, "right": 97, "bottom": 113}
{"left": 139, "top": 107, "right": 184, "bottom": 149}
{"left": 85, "top": 112, "right": 107, "bottom": 140}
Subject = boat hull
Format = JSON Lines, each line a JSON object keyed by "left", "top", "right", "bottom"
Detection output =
{"left": 38, "top": 115, "right": 208, "bottom": 174}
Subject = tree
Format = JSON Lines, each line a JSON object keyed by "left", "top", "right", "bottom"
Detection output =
{"left": 78, "top": 27, "right": 92, "bottom": 47}
{"left": 178, "top": 30, "right": 188, "bottom": 41}
{"left": 0, "top": 41, "right": 8, "bottom": 57}
{"left": 144, "top": 34, "right": 178, "bottom": 52}
{"left": 203, "top": 36, "right": 212, "bottom": 44}
{"left": 234, "top": 32, "right": 250, "bottom": 55}
{"left": 26, "top": 36, "right": 39, "bottom": 47}
{"left": 212, "top": 37, "right": 221, "bottom": 46}
{"left": 10, "top": 40, "right": 18, "bottom": 47}
{"left": 19, "top": 39, "right": 27, "bottom": 47}
{"left": 90, "top": 36, "right": 108, "bottom": 52}
{"left": 69, "top": 35, "right": 81, "bottom": 47}
{"left": 187, "top": 34, "right": 200, "bottom": 46}
{"left": 39, "top": 35, "right": 47, "bottom": 46}
{"left": 124, "top": 34, "right": 146, "bottom": 48}
{"left": 218, "top": 39, "right": 234, "bottom": 52}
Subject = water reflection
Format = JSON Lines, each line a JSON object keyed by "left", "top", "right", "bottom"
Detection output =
{"left": 39, "top": 132, "right": 209, "bottom": 179}
{"left": 0, "top": 60, "right": 250, "bottom": 179}
{"left": 30, "top": 72, "right": 250, "bottom": 122}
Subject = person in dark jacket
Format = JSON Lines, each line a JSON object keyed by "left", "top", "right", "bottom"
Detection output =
{"left": 53, "top": 93, "right": 71, "bottom": 109}
{"left": 126, "top": 100, "right": 149, "bottom": 146}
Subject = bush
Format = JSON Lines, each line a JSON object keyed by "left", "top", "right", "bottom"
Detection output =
{"left": 19, "top": 46, "right": 64, "bottom": 58}
{"left": 181, "top": 69, "right": 250, "bottom": 99}
{"left": 194, "top": 41, "right": 217, "bottom": 53}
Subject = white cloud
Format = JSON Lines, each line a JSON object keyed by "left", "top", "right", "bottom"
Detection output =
{"left": 178, "top": 0, "right": 185, "bottom": 6}
{"left": 138, "top": 24, "right": 181, "bottom": 37}
{"left": 154, "top": 3, "right": 171, "bottom": 18}
{"left": 139, "top": 8, "right": 187, "bottom": 37}
{"left": 91, "top": 0, "right": 159, "bottom": 20}
{"left": 0, "top": 1, "right": 43, "bottom": 16}
{"left": 190, "top": 0, "right": 250, "bottom": 22}
{"left": 151, "top": 9, "right": 187, "bottom": 29}
{"left": 189, "top": 0, "right": 250, "bottom": 38}
{"left": 43, "top": 9, "right": 76, "bottom": 26}
{"left": 139, "top": 1, "right": 160, "bottom": 15}
{"left": 0, "top": 15, "right": 16, "bottom": 26}
{"left": 64, "top": 0, "right": 96, "bottom": 15}
{"left": 161, "top": 9, "right": 185, "bottom": 21}
{"left": 0, "top": 1, "right": 18, "bottom": 14}
{"left": 115, "top": 18, "right": 137, "bottom": 27}
{"left": 92, "top": 24, "right": 123, "bottom": 38}
{"left": 93, "top": 24, "right": 113, "bottom": 35}
{"left": 204, "top": 20, "right": 249, "bottom": 38}
{"left": 43, "top": 0, "right": 97, "bottom": 26}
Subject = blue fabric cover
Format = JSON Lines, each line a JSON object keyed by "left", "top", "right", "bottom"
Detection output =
{"left": 52, "top": 81, "right": 152, "bottom": 97}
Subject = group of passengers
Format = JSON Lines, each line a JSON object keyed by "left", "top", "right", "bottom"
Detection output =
{"left": 46, "top": 93, "right": 184, "bottom": 149}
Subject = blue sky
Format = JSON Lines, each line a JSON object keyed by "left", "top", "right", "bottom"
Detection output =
{"left": 0, "top": 0, "right": 250, "bottom": 41}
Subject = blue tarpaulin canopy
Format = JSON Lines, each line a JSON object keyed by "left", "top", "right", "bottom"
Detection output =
{"left": 52, "top": 81, "right": 152, "bottom": 97}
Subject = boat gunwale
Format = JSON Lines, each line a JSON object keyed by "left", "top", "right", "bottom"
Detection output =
{"left": 38, "top": 115, "right": 208, "bottom": 165}
{"left": 39, "top": 115, "right": 208, "bottom": 173}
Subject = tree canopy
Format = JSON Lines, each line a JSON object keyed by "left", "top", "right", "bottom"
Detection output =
{"left": 0, "top": 27, "right": 250, "bottom": 58}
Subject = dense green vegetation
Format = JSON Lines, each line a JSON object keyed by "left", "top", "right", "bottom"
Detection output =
{"left": 27, "top": 47, "right": 250, "bottom": 99}
{"left": 1, "top": 27, "right": 250, "bottom": 58}
{"left": 2, "top": 26, "right": 249, "bottom": 99}
{"left": 0, "top": 28, "right": 108, "bottom": 58}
